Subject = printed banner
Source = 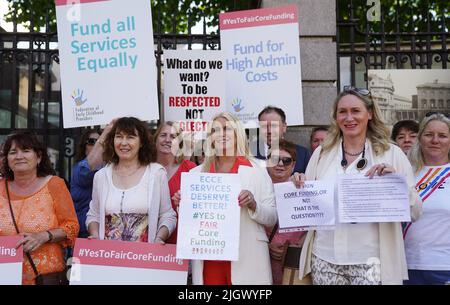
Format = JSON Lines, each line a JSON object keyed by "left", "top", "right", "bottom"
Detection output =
{"left": 0, "top": 236, "right": 23, "bottom": 285}
{"left": 220, "top": 5, "right": 304, "bottom": 128}
{"left": 163, "top": 50, "right": 226, "bottom": 135}
{"left": 274, "top": 181, "right": 335, "bottom": 232}
{"left": 70, "top": 238, "right": 188, "bottom": 285}
{"left": 55, "top": 0, "right": 159, "bottom": 128}
{"left": 177, "top": 172, "right": 241, "bottom": 261}
{"left": 338, "top": 174, "right": 411, "bottom": 223}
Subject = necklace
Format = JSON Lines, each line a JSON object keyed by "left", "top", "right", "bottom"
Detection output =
{"left": 343, "top": 149, "right": 364, "bottom": 156}
{"left": 341, "top": 140, "right": 368, "bottom": 170}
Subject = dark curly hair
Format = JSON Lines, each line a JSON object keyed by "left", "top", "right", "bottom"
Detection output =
{"left": 102, "top": 117, "right": 156, "bottom": 165}
{"left": 1, "top": 131, "right": 56, "bottom": 180}
{"left": 75, "top": 128, "right": 101, "bottom": 162}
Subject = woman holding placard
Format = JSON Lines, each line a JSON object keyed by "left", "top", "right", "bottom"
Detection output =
{"left": 0, "top": 132, "right": 79, "bottom": 285}
{"left": 154, "top": 121, "right": 196, "bottom": 244}
{"left": 404, "top": 112, "right": 450, "bottom": 285}
{"left": 266, "top": 139, "right": 307, "bottom": 285}
{"left": 297, "top": 87, "right": 422, "bottom": 285}
{"left": 174, "top": 112, "right": 277, "bottom": 285}
{"left": 86, "top": 117, "right": 176, "bottom": 244}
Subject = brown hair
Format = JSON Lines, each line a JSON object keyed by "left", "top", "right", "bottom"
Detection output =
{"left": 258, "top": 106, "right": 287, "bottom": 123}
{"left": 391, "top": 120, "right": 419, "bottom": 141}
{"left": 1, "top": 131, "right": 56, "bottom": 180}
{"left": 102, "top": 117, "right": 156, "bottom": 165}
{"left": 272, "top": 139, "right": 297, "bottom": 161}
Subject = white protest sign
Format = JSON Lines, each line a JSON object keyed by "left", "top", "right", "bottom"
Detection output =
{"left": 70, "top": 238, "right": 188, "bottom": 285}
{"left": 220, "top": 5, "right": 304, "bottom": 128}
{"left": 338, "top": 174, "right": 411, "bottom": 223}
{"left": 55, "top": 0, "right": 159, "bottom": 128}
{"left": 0, "top": 236, "right": 23, "bottom": 285}
{"left": 177, "top": 172, "right": 241, "bottom": 261}
{"left": 164, "top": 50, "right": 226, "bottom": 135}
{"left": 274, "top": 181, "right": 335, "bottom": 232}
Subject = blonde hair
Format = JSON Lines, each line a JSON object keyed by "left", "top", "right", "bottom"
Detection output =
{"left": 154, "top": 121, "right": 185, "bottom": 164}
{"left": 202, "top": 112, "right": 250, "bottom": 172}
{"left": 321, "top": 91, "right": 390, "bottom": 155}
{"left": 408, "top": 113, "right": 450, "bottom": 173}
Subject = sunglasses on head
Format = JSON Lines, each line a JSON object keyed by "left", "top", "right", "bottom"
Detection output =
{"left": 86, "top": 138, "right": 97, "bottom": 145}
{"left": 343, "top": 85, "right": 371, "bottom": 97}
{"left": 269, "top": 155, "right": 294, "bottom": 166}
{"left": 425, "top": 111, "right": 450, "bottom": 118}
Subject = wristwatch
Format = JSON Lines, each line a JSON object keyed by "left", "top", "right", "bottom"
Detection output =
{"left": 46, "top": 230, "right": 54, "bottom": 242}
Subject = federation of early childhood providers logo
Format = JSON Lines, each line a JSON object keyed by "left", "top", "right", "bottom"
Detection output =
{"left": 71, "top": 89, "right": 87, "bottom": 106}
{"left": 231, "top": 98, "right": 244, "bottom": 112}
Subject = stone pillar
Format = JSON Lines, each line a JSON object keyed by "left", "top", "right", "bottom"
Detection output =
{"left": 262, "top": 0, "right": 337, "bottom": 149}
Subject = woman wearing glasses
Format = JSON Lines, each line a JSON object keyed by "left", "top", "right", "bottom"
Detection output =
{"left": 266, "top": 139, "right": 306, "bottom": 284}
{"left": 404, "top": 112, "right": 450, "bottom": 285}
{"left": 71, "top": 122, "right": 113, "bottom": 238}
{"left": 297, "top": 87, "right": 422, "bottom": 285}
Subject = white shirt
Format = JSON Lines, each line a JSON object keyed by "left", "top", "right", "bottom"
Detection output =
{"left": 105, "top": 167, "right": 149, "bottom": 214}
{"left": 405, "top": 164, "right": 450, "bottom": 270}
{"left": 312, "top": 140, "right": 380, "bottom": 265}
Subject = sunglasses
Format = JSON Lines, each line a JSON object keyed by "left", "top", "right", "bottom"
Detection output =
{"left": 86, "top": 138, "right": 97, "bottom": 145}
{"left": 343, "top": 85, "right": 371, "bottom": 97}
{"left": 425, "top": 111, "right": 450, "bottom": 118}
{"left": 269, "top": 156, "right": 294, "bottom": 166}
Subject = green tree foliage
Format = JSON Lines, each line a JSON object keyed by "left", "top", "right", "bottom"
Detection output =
{"left": 3, "top": 0, "right": 260, "bottom": 33}
{"left": 338, "top": 0, "right": 449, "bottom": 43}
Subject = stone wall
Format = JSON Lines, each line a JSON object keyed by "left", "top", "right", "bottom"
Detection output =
{"left": 262, "top": 0, "right": 337, "bottom": 150}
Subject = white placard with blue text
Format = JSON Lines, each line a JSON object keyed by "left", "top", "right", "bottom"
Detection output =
{"left": 176, "top": 172, "right": 241, "bottom": 261}
{"left": 220, "top": 5, "right": 304, "bottom": 128}
{"left": 55, "top": 0, "right": 159, "bottom": 128}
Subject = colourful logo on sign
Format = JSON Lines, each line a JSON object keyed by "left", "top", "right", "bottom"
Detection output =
{"left": 231, "top": 98, "right": 244, "bottom": 112}
{"left": 71, "top": 89, "right": 87, "bottom": 106}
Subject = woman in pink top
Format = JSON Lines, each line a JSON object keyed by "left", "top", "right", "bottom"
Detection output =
{"left": 266, "top": 139, "right": 306, "bottom": 284}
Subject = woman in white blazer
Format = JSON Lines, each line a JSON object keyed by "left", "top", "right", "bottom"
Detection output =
{"left": 298, "top": 87, "right": 422, "bottom": 285}
{"left": 174, "top": 112, "right": 277, "bottom": 285}
{"left": 86, "top": 117, "right": 177, "bottom": 243}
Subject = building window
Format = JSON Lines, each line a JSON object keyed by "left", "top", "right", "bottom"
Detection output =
{"left": 438, "top": 99, "right": 444, "bottom": 108}
{"left": 422, "top": 99, "right": 427, "bottom": 108}
{"left": 430, "top": 99, "right": 436, "bottom": 108}
{"left": 447, "top": 100, "right": 450, "bottom": 108}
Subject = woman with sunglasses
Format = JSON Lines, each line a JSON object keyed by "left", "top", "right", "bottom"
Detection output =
{"left": 297, "top": 87, "right": 422, "bottom": 285}
{"left": 266, "top": 139, "right": 306, "bottom": 284}
{"left": 404, "top": 113, "right": 450, "bottom": 285}
{"left": 70, "top": 121, "right": 113, "bottom": 238}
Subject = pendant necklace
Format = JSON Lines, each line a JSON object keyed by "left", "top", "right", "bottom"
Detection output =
{"left": 341, "top": 140, "right": 368, "bottom": 171}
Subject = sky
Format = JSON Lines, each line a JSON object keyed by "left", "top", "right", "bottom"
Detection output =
{"left": 0, "top": 0, "right": 27, "bottom": 32}
{"left": 368, "top": 69, "right": 450, "bottom": 98}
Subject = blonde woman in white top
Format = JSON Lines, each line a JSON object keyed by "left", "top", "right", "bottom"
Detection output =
{"left": 298, "top": 87, "right": 422, "bottom": 285}
{"left": 86, "top": 117, "right": 177, "bottom": 243}
{"left": 405, "top": 112, "right": 450, "bottom": 285}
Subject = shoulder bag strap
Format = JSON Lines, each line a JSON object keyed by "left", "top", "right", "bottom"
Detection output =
{"left": 5, "top": 180, "right": 40, "bottom": 277}
{"left": 269, "top": 222, "right": 279, "bottom": 242}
